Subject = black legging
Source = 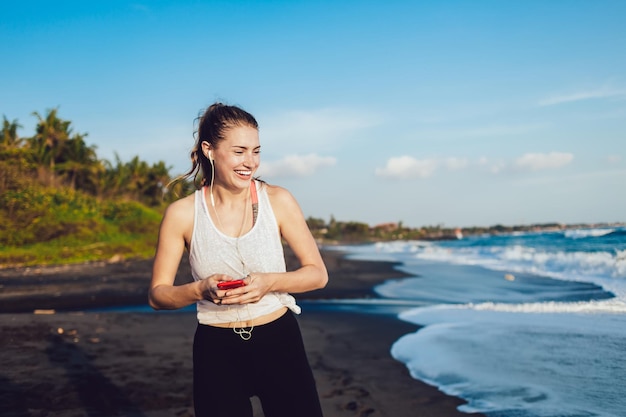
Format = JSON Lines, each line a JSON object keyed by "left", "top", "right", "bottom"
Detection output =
{"left": 193, "top": 310, "right": 324, "bottom": 417}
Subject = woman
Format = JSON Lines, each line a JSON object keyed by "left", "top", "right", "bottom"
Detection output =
{"left": 149, "top": 102, "right": 328, "bottom": 417}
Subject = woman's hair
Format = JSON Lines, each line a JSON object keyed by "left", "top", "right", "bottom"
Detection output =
{"left": 180, "top": 102, "right": 259, "bottom": 187}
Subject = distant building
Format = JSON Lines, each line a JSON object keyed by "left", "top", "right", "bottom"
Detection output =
{"left": 372, "top": 222, "right": 398, "bottom": 233}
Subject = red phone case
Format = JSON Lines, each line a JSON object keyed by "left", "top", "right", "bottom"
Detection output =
{"left": 217, "top": 279, "right": 246, "bottom": 290}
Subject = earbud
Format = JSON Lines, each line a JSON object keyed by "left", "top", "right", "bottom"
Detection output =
{"left": 208, "top": 150, "right": 214, "bottom": 162}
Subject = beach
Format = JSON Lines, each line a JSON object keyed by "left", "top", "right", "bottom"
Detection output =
{"left": 0, "top": 248, "right": 483, "bottom": 417}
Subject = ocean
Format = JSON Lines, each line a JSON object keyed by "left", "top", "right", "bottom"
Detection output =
{"left": 327, "top": 227, "right": 626, "bottom": 417}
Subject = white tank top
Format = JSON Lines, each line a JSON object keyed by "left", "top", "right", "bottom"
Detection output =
{"left": 188, "top": 180, "right": 300, "bottom": 325}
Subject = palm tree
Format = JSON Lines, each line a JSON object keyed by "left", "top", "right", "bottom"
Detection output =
{"left": 142, "top": 160, "right": 172, "bottom": 206}
{"left": 1, "top": 116, "right": 23, "bottom": 149}
{"left": 56, "top": 132, "right": 102, "bottom": 192}
{"left": 28, "top": 108, "right": 73, "bottom": 185}
{"left": 0, "top": 116, "right": 28, "bottom": 192}
{"left": 99, "top": 154, "right": 149, "bottom": 201}
{"left": 97, "top": 154, "right": 124, "bottom": 199}
{"left": 124, "top": 155, "right": 149, "bottom": 201}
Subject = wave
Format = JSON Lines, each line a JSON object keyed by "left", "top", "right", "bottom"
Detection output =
{"left": 410, "top": 244, "right": 626, "bottom": 280}
{"left": 607, "top": 229, "right": 626, "bottom": 238}
{"left": 398, "top": 300, "right": 626, "bottom": 326}
{"left": 369, "top": 239, "right": 626, "bottom": 304}
{"left": 564, "top": 228, "right": 615, "bottom": 239}
{"left": 369, "top": 241, "right": 626, "bottom": 277}
{"left": 464, "top": 299, "right": 626, "bottom": 314}
{"left": 394, "top": 302, "right": 626, "bottom": 417}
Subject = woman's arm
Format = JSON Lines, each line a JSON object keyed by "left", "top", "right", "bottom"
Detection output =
{"left": 268, "top": 185, "right": 328, "bottom": 293}
{"left": 148, "top": 196, "right": 207, "bottom": 310}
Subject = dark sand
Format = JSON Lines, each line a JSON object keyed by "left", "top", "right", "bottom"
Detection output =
{"left": 0, "top": 248, "right": 483, "bottom": 417}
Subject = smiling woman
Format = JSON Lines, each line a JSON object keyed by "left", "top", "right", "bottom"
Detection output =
{"left": 192, "top": 103, "right": 261, "bottom": 189}
{"left": 148, "top": 102, "right": 328, "bottom": 417}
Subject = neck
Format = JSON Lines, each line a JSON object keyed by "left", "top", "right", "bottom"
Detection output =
{"left": 210, "top": 180, "right": 251, "bottom": 206}
{"left": 209, "top": 181, "right": 252, "bottom": 238}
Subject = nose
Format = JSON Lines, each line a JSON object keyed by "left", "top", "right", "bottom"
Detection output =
{"left": 243, "top": 151, "right": 257, "bottom": 166}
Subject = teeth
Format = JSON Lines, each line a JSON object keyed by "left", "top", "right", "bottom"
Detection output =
{"left": 235, "top": 170, "right": 251, "bottom": 176}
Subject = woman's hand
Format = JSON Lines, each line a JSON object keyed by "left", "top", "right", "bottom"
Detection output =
{"left": 199, "top": 274, "right": 266, "bottom": 305}
{"left": 217, "top": 273, "right": 272, "bottom": 306}
{"left": 197, "top": 274, "right": 232, "bottom": 305}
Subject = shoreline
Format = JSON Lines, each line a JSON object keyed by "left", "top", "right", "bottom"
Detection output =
{"left": 0, "top": 247, "right": 484, "bottom": 417}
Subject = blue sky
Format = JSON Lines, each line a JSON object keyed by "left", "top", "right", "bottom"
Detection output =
{"left": 3, "top": 0, "right": 625, "bottom": 228}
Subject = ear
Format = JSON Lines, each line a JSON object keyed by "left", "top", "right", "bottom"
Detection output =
{"left": 201, "top": 141, "right": 213, "bottom": 161}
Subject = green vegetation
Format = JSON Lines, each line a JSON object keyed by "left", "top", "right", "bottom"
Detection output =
{"left": 306, "top": 216, "right": 437, "bottom": 242}
{"left": 306, "top": 216, "right": 457, "bottom": 242}
{"left": 0, "top": 188, "right": 162, "bottom": 266}
{"left": 0, "top": 109, "right": 193, "bottom": 267}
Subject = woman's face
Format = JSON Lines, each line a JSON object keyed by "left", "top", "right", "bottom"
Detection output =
{"left": 206, "top": 125, "right": 260, "bottom": 189}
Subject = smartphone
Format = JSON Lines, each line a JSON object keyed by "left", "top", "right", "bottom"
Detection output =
{"left": 217, "top": 279, "right": 246, "bottom": 290}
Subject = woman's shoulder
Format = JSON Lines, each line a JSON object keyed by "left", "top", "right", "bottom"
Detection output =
{"left": 263, "top": 182, "right": 294, "bottom": 202}
{"left": 163, "top": 190, "right": 197, "bottom": 221}
{"left": 263, "top": 182, "right": 301, "bottom": 214}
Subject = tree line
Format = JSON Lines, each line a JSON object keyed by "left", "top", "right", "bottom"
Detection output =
{"left": 1, "top": 108, "right": 193, "bottom": 207}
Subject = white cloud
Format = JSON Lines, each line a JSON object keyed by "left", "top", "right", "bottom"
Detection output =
{"left": 513, "top": 152, "right": 574, "bottom": 172}
{"left": 258, "top": 153, "right": 336, "bottom": 178}
{"left": 376, "top": 152, "right": 575, "bottom": 179}
{"left": 375, "top": 156, "right": 438, "bottom": 179}
{"left": 539, "top": 86, "right": 626, "bottom": 106}
{"left": 260, "top": 107, "right": 382, "bottom": 152}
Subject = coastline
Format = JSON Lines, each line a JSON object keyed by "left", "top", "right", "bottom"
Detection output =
{"left": 0, "top": 247, "right": 484, "bottom": 417}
